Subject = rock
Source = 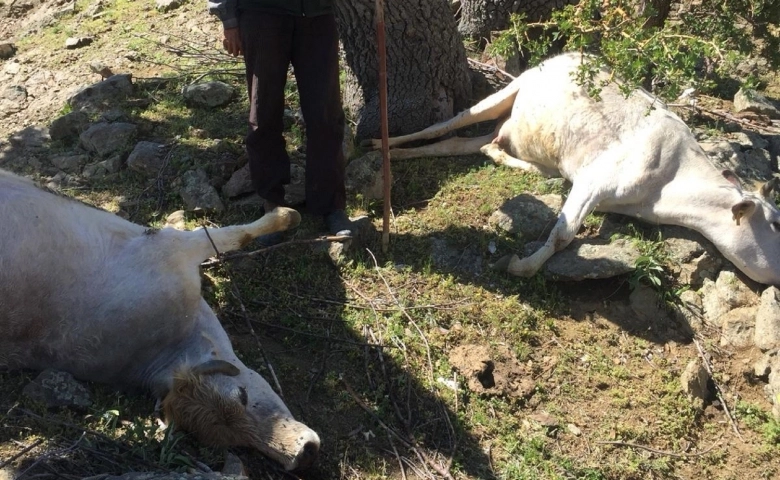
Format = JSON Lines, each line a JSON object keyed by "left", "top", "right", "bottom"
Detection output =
{"left": 522, "top": 238, "right": 640, "bottom": 281}
{"left": 182, "top": 81, "right": 234, "bottom": 108}
{"left": 89, "top": 60, "right": 114, "bottom": 79}
{"left": 0, "top": 85, "right": 28, "bottom": 116}
{"left": 754, "top": 351, "right": 777, "bottom": 379}
{"left": 83, "top": 156, "right": 121, "bottom": 179}
{"left": 80, "top": 122, "right": 137, "bottom": 158}
{"left": 49, "top": 111, "right": 91, "bottom": 142}
{"left": 673, "top": 290, "right": 705, "bottom": 332}
{"left": 664, "top": 237, "right": 704, "bottom": 264}
{"left": 345, "top": 151, "right": 387, "bottom": 200}
{"left": 4, "top": 61, "right": 21, "bottom": 75}
{"left": 566, "top": 423, "right": 582, "bottom": 436}
{"left": 164, "top": 210, "right": 187, "bottom": 230}
{"left": 719, "top": 306, "right": 757, "bottom": 348}
{"left": 179, "top": 169, "right": 224, "bottom": 212}
{"left": 729, "top": 131, "right": 770, "bottom": 150}
{"left": 755, "top": 286, "right": 780, "bottom": 351}
{"left": 678, "top": 251, "right": 722, "bottom": 289}
{"left": 700, "top": 270, "right": 758, "bottom": 326}
{"left": 630, "top": 284, "right": 667, "bottom": 322}
{"left": 156, "top": 0, "right": 184, "bottom": 12}
{"left": 126, "top": 141, "right": 166, "bottom": 176}
{"left": 733, "top": 88, "right": 780, "bottom": 119}
{"left": 222, "top": 163, "right": 253, "bottom": 198}
{"left": 768, "top": 364, "right": 780, "bottom": 418}
{"left": 680, "top": 359, "right": 710, "bottom": 408}
{"left": 221, "top": 452, "right": 246, "bottom": 477}
{"left": 0, "top": 42, "right": 16, "bottom": 59}
{"left": 64, "top": 36, "right": 93, "bottom": 49}
{"left": 68, "top": 74, "right": 133, "bottom": 112}
{"left": 22, "top": 369, "right": 92, "bottom": 410}
{"left": 700, "top": 140, "right": 774, "bottom": 182}
{"left": 49, "top": 153, "right": 88, "bottom": 173}
{"left": 490, "top": 193, "right": 563, "bottom": 240}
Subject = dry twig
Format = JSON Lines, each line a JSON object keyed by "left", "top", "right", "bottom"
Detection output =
{"left": 596, "top": 438, "right": 721, "bottom": 458}
{"left": 693, "top": 337, "right": 744, "bottom": 441}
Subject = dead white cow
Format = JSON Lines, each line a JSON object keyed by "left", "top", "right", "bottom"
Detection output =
{"left": 0, "top": 169, "right": 318, "bottom": 471}
{"left": 369, "top": 52, "right": 780, "bottom": 286}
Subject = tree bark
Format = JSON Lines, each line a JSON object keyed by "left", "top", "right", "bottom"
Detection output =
{"left": 458, "top": 0, "right": 578, "bottom": 42}
{"left": 335, "top": 0, "right": 472, "bottom": 140}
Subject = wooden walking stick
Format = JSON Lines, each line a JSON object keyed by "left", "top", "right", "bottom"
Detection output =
{"left": 376, "top": 0, "right": 391, "bottom": 252}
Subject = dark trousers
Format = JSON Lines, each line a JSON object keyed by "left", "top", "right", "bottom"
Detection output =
{"left": 239, "top": 11, "right": 346, "bottom": 216}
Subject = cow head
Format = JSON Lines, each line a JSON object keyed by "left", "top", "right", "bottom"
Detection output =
{"left": 723, "top": 170, "right": 780, "bottom": 285}
{"left": 162, "top": 359, "right": 320, "bottom": 471}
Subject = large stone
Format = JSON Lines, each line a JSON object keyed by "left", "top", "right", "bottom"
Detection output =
{"left": 700, "top": 140, "right": 774, "bottom": 182}
{"left": 49, "top": 111, "right": 90, "bottom": 142}
{"left": 680, "top": 358, "right": 710, "bottom": 409}
{"left": 630, "top": 283, "right": 667, "bottom": 322}
{"left": 182, "top": 81, "right": 234, "bottom": 108}
{"left": 0, "top": 42, "right": 16, "bottom": 59}
{"left": 700, "top": 270, "right": 758, "bottom": 326}
{"left": 155, "top": 0, "right": 184, "bottom": 12}
{"left": 733, "top": 88, "right": 780, "bottom": 119}
{"left": 49, "top": 153, "right": 89, "bottom": 173}
{"left": 719, "top": 306, "right": 757, "bottom": 348}
{"left": 22, "top": 369, "right": 92, "bottom": 410}
{"left": 80, "top": 122, "right": 137, "bottom": 158}
{"left": 345, "top": 151, "right": 387, "bottom": 200}
{"left": 490, "top": 193, "right": 563, "bottom": 241}
{"left": 126, "top": 141, "right": 166, "bottom": 176}
{"left": 222, "top": 163, "right": 253, "bottom": 198}
{"left": 674, "top": 290, "right": 705, "bottom": 332}
{"left": 523, "top": 238, "right": 640, "bottom": 281}
{"left": 68, "top": 74, "right": 133, "bottom": 112}
{"left": 179, "top": 169, "right": 224, "bottom": 212}
{"left": 755, "top": 286, "right": 780, "bottom": 351}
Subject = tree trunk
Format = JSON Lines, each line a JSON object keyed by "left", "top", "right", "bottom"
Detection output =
{"left": 335, "top": 0, "right": 472, "bottom": 140}
{"left": 458, "top": 0, "right": 578, "bottom": 43}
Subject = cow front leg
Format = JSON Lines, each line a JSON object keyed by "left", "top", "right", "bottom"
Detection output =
{"left": 386, "top": 134, "right": 495, "bottom": 160}
{"left": 494, "top": 183, "right": 606, "bottom": 277}
{"left": 180, "top": 207, "right": 301, "bottom": 262}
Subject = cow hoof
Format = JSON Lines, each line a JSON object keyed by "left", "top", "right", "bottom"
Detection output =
{"left": 490, "top": 254, "right": 517, "bottom": 273}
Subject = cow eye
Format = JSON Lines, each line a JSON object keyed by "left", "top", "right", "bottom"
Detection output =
{"left": 772, "top": 222, "right": 780, "bottom": 233}
{"left": 234, "top": 386, "right": 248, "bottom": 406}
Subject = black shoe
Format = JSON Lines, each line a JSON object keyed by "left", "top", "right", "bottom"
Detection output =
{"left": 324, "top": 210, "right": 353, "bottom": 237}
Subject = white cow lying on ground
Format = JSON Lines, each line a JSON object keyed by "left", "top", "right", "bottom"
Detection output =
{"left": 0, "top": 169, "right": 318, "bottom": 471}
{"left": 369, "top": 52, "right": 780, "bottom": 286}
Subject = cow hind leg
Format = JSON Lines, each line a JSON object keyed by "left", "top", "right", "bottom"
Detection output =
{"left": 179, "top": 207, "right": 302, "bottom": 263}
{"left": 493, "top": 181, "right": 607, "bottom": 277}
{"left": 387, "top": 133, "right": 495, "bottom": 160}
{"left": 479, "top": 143, "right": 560, "bottom": 177}
{"left": 365, "top": 79, "right": 521, "bottom": 150}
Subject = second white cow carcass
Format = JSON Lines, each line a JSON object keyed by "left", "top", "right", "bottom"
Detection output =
{"left": 369, "top": 52, "right": 780, "bottom": 286}
{"left": 0, "top": 169, "right": 318, "bottom": 471}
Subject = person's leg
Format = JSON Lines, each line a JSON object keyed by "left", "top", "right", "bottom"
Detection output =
{"left": 290, "top": 14, "right": 347, "bottom": 223}
{"left": 241, "top": 12, "right": 294, "bottom": 208}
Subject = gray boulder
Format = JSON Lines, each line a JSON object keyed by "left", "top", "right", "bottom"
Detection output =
{"left": 127, "top": 141, "right": 166, "bottom": 176}
{"left": 755, "top": 286, "right": 780, "bottom": 352}
{"left": 719, "top": 307, "right": 757, "bottom": 348}
{"left": 80, "top": 122, "right": 137, "bottom": 158}
{"left": 68, "top": 74, "right": 133, "bottom": 112}
{"left": 182, "top": 81, "right": 234, "bottom": 108}
{"left": 490, "top": 193, "right": 562, "bottom": 240}
{"left": 23, "top": 369, "right": 92, "bottom": 410}
{"left": 733, "top": 88, "right": 780, "bottom": 119}
{"left": 49, "top": 111, "right": 90, "bottom": 142}
{"left": 179, "top": 169, "right": 224, "bottom": 212}
{"left": 345, "top": 151, "right": 386, "bottom": 200}
{"left": 522, "top": 238, "right": 640, "bottom": 281}
{"left": 222, "top": 163, "right": 253, "bottom": 198}
{"left": 50, "top": 153, "right": 89, "bottom": 173}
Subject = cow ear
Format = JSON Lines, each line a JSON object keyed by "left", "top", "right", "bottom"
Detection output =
{"left": 191, "top": 359, "right": 240, "bottom": 377}
{"left": 760, "top": 177, "right": 780, "bottom": 199}
{"left": 731, "top": 200, "right": 756, "bottom": 226}
{"left": 723, "top": 170, "right": 742, "bottom": 188}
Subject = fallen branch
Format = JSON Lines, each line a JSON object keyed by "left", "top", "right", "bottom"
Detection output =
{"left": 596, "top": 438, "right": 721, "bottom": 458}
{"left": 201, "top": 234, "right": 351, "bottom": 267}
{"left": 0, "top": 439, "right": 44, "bottom": 469}
{"left": 693, "top": 337, "right": 744, "bottom": 441}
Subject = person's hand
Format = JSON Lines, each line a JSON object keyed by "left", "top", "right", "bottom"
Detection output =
{"left": 222, "top": 27, "right": 242, "bottom": 57}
